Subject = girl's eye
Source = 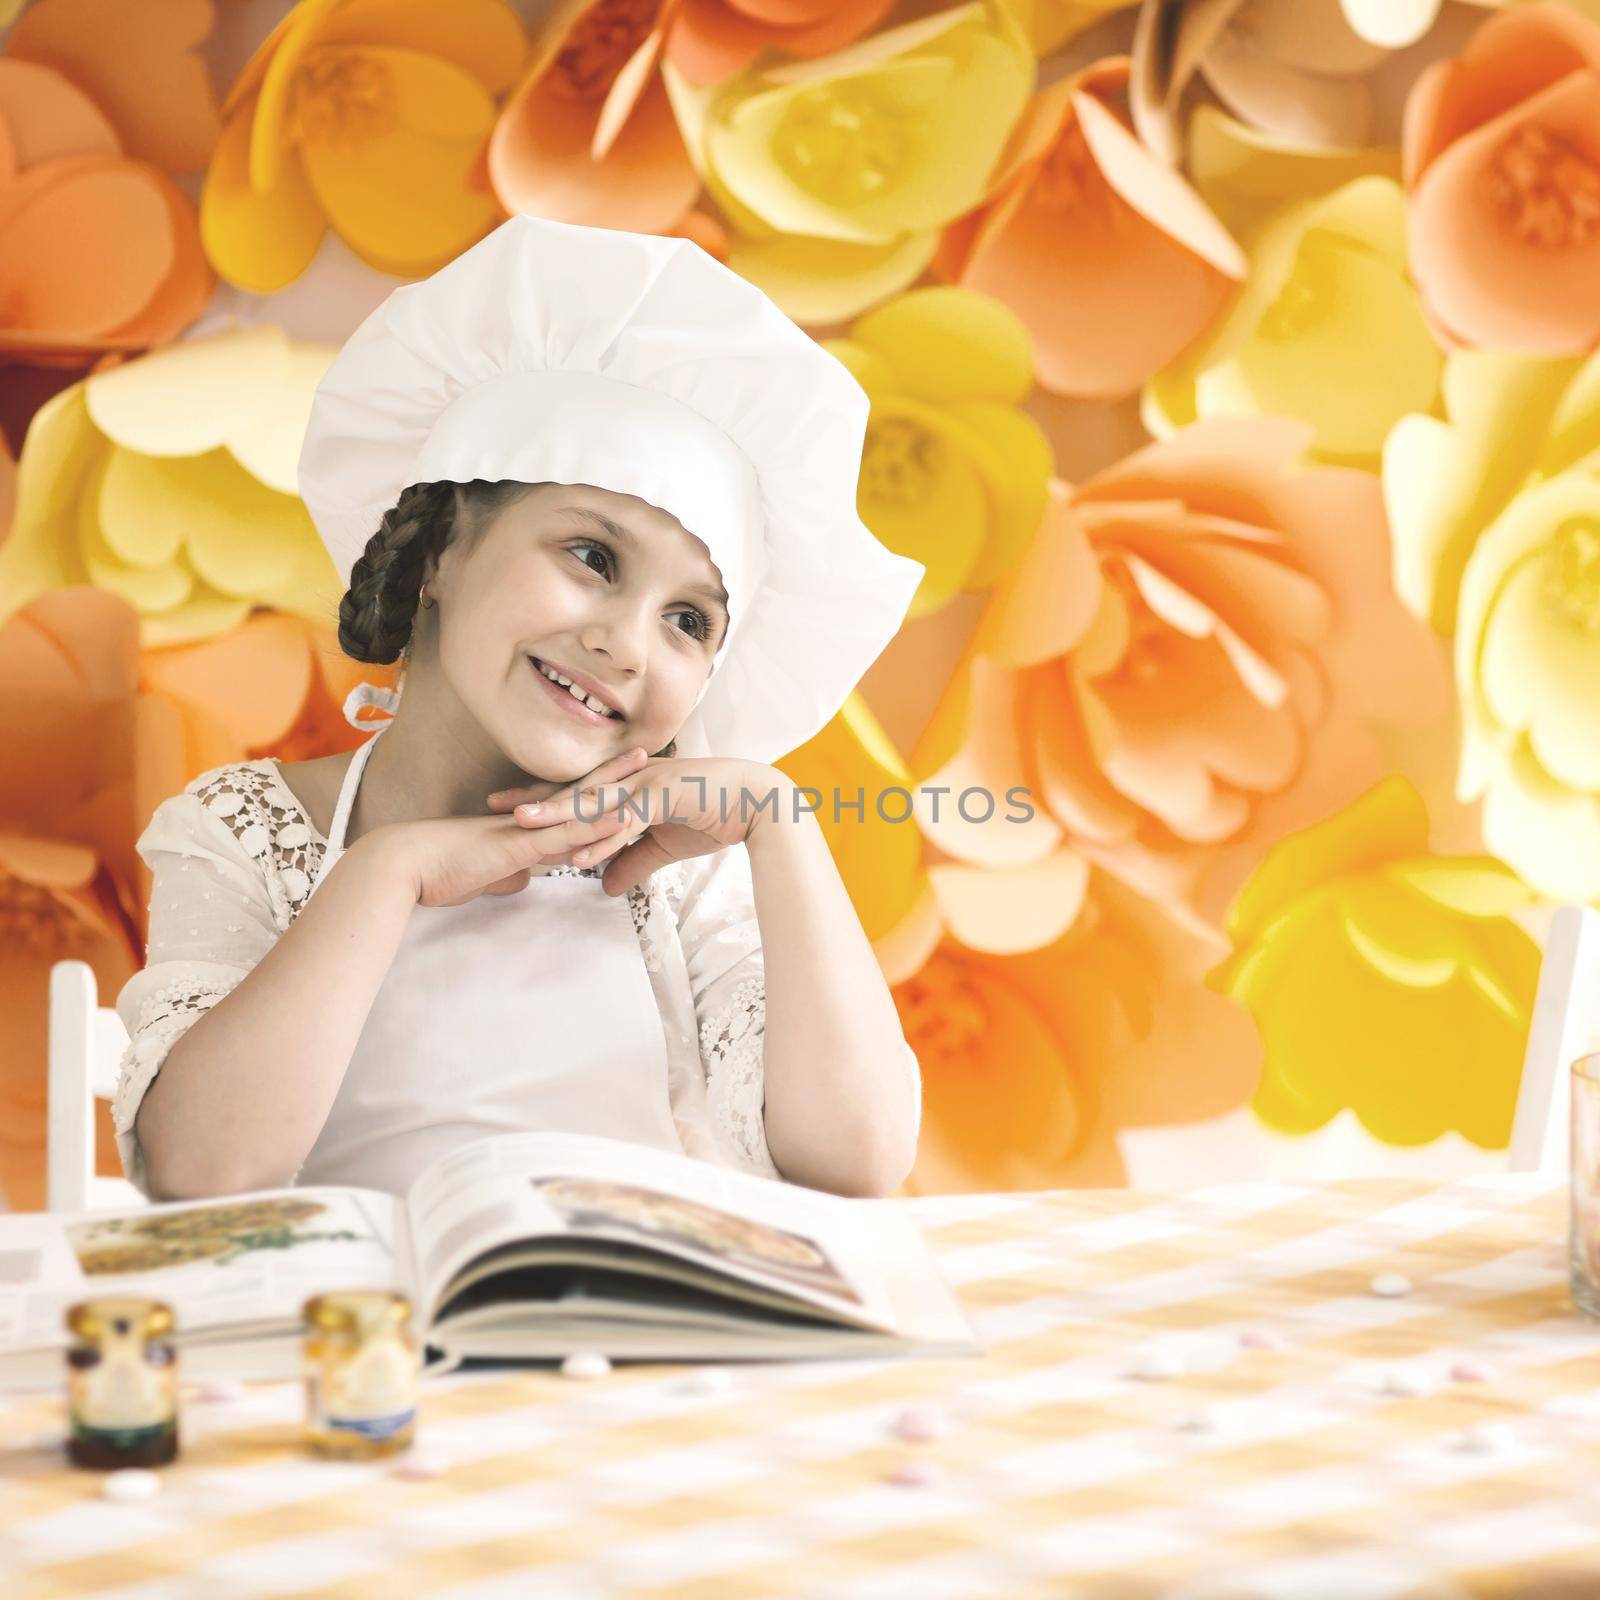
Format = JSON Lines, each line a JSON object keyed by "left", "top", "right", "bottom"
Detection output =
{"left": 571, "top": 540, "right": 611, "bottom": 579}
{"left": 569, "top": 541, "right": 713, "bottom": 643}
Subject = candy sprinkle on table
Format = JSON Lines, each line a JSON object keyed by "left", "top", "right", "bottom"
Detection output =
{"left": 1129, "top": 1353, "right": 1183, "bottom": 1380}
{"left": 887, "top": 1459, "right": 942, "bottom": 1488}
{"left": 1453, "top": 1423, "right": 1513, "bottom": 1456}
{"left": 1450, "top": 1359, "right": 1496, "bottom": 1383}
{"left": 391, "top": 1449, "right": 450, "bottom": 1480}
{"left": 1380, "top": 1369, "right": 1428, "bottom": 1397}
{"left": 893, "top": 1403, "right": 948, "bottom": 1442}
{"left": 680, "top": 1367, "right": 732, "bottom": 1395}
{"left": 1238, "top": 1328, "right": 1284, "bottom": 1350}
{"left": 101, "top": 1469, "right": 161, "bottom": 1502}
{"left": 1369, "top": 1272, "right": 1413, "bottom": 1298}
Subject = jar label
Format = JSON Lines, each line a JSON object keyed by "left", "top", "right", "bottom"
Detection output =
{"left": 322, "top": 1406, "right": 417, "bottom": 1442}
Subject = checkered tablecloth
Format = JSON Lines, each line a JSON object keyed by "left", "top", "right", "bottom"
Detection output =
{"left": 5, "top": 1173, "right": 1600, "bottom": 1599}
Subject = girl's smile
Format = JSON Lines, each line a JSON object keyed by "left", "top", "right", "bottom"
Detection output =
{"left": 528, "top": 654, "right": 628, "bottom": 726}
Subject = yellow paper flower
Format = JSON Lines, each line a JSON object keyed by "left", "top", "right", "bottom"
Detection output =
{"left": 200, "top": 0, "right": 527, "bottom": 291}
{"left": 661, "top": 0, "right": 1035, "bottom": 324}
{"left": 0, "top": 325, "right": 342, "bottom": 649}
{"left": 1456, "top": 472, "right": 1600, "bottom": 901}
{"left": 1384, "top": 345, "right": 1600, "bottom": 897}
{"left": 1143, "top": 175, "right": 1442, "bottom": 471}
{"left": 1209, "top": 776, "right": 1539, "bottom": 1147}
{"left": 1185, "top": 102, "right": 1403, "bottom": 249}
{"left": 822, "top": 286, "right": 1054, "bottom": 618}
{"left": 774, "top": 691, "right": 926, "bottom": 948}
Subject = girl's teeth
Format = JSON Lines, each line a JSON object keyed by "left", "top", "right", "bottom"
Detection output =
{"left": 536, "top": 660, "right": 618, "bottom": 718}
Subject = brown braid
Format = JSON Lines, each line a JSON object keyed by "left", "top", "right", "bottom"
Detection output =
{"left": 336, "top": 478, "right": 677, "bottom": 758}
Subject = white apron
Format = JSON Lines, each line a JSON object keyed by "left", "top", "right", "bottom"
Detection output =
{"left": 293, "top": 721, "right": 684, "bottom": 1195}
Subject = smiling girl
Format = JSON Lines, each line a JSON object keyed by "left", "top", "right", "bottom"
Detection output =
{"left": 111, "top": 217, "right": 927, "bottom": 1205}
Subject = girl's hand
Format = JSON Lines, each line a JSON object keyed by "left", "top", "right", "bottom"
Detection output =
{"left": 395, "top": 747, "right": 653, "bottom": 908}
{"left": 485, "top": 754, "right": 791, "bottom": 897}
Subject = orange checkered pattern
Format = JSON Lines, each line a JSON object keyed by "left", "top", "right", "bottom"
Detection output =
{"left": 5, "top": 1174, "right": 1598, "bottom": 1599}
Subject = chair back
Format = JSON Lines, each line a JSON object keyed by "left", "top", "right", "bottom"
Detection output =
{"left": 47, "top": 960, "right": 148, "bottom": 1214}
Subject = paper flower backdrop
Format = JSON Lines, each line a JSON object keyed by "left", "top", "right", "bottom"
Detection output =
{"left": 0, "top": 325, "right": 340, "bottom": 647}
{"left": 912, "top": 417, "right": 1450, "bottom": 928}
{"left": 1211, "top": 775, "right": 1539, "bottom": 1146}
{"left": 202, "top": 0, "right": 528, "bottom": 290}
{"left": 0, "top": 58, "right": 213, "bottom": 364}
{"left": 3, "top": 0, "right": 1596, "bottom": 1205}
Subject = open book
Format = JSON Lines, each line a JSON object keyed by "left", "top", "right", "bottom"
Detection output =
{"left": 0, "top": 1131, "right": 984, "bottom": 1391}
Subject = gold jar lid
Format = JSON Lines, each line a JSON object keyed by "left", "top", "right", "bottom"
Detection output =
{"left": 303, "top": 1289, "right": 412, "bottom": 1334}
{"left": 65, "top": 1297, "right": 175, "bottom": 1341}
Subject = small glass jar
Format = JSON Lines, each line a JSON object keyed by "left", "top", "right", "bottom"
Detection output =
{"left": 302, "top": 1289, "right": 418, "bottom": 1458}
{"left": 1572, "top": 1053, "right": 1600, "bottom": 1318}
{"left": 63, "top": 1297, "right": 179, "bottom": 1469}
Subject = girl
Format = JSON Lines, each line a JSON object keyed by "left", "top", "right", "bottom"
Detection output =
{"left": 111, "top": 216, "right": 927, "bottom": 1205}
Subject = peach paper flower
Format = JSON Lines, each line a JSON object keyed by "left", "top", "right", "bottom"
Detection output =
{"left": 201, "top": 0, "right": 527, "bottom": 291}
{"left": 893, "top": 868, "right": 1261, "bottom": 1192}
{"left": 662, "top": 0, "right": 898, "bottom": 87}
{"left": 139, "top": 612, "right": 398, "bottom": 777}
{"left": 912, "top": 417, "right": 1452, "bottom": 930}
{"left": 0, "top": 588, "right": 150, "bottom": 1212}
{"left": 487, "top": 0, "right": 702, "bottom": 234}
{"left": 0, "top": 60, "right": 213, "bottom": 366}
{"left": 935, "top": 56, "right": 1245, "bottom": 399}
{"left": 1404, "top": 3, "right": 1600, "bottom": 354}
{"left": 6, "top": 0, "right": 221, "bottom": 173}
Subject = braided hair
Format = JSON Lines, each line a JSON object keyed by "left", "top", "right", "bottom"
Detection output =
{"left": 337, "top": 479, "right": 677, "bottom": 757}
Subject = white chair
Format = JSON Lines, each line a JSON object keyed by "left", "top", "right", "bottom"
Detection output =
{"left": 1508, "top": 904, "right": 1600, "bottom": 1177}
{"left": 47, "top": 959, "right": 148, "bottom": 1214}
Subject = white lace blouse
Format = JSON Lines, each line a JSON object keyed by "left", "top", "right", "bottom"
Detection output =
{"left": 111, "top": 759, "right": 921, "bottom": 1199}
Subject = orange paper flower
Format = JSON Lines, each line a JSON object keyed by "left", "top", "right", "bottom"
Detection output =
{"left": 487, "top": 0, "right": 701, "bottom": 233}
{"left": 0, "top": 60, "right": 214, "bottom": 366}
{"left": 201, "top": 0, "right": 527, "bottom": 291}
{"left": 936, "top": 57, "right": 1245, "bottom": 399}
{"left": 1405, "top": 3, "right": 1600, "bottom": 354}
{"left": 0, "top": 587, "right": 151, "bottom": 1211}
{"left": 138, "top": 613, "right": 399, "bottom": 781}
{"left": 893, "top": 869, "right": 1261, "bottom": 1192}
{"left": 913, "top": 416, "right": 1452, "bottom": 929}
{"left": 6, "top": 0, "right": 222, "bottom": 173}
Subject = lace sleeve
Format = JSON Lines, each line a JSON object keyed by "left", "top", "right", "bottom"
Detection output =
{"left": 676, "top": 846, "right": 781, "bottom": 1180}
{"left": 112, "top": 789, "right": 281, "bottom": 1198}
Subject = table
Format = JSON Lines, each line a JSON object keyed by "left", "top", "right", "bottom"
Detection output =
{"left": 4, "top": 1174, "right": 1599, "bottom": 1599}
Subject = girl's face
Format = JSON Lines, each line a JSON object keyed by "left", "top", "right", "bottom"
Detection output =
{"left": 424, "top": 483, "right": 730, "bottom": 779}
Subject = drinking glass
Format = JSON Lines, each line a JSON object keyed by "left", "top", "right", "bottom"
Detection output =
{"left": 1569, "top": 1053, "right": 1600, "bottom": 1318}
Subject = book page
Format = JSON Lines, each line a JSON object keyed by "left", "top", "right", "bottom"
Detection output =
{"left": 404, "top": 1131, "right": 903, "bottom": 1332}
{"left": 0, "top": 1186, "right": 410, "bottom": 1368}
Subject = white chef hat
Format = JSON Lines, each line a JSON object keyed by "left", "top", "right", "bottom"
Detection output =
{"left": 297, "top": 214, "right": 926, "bottom": 765}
